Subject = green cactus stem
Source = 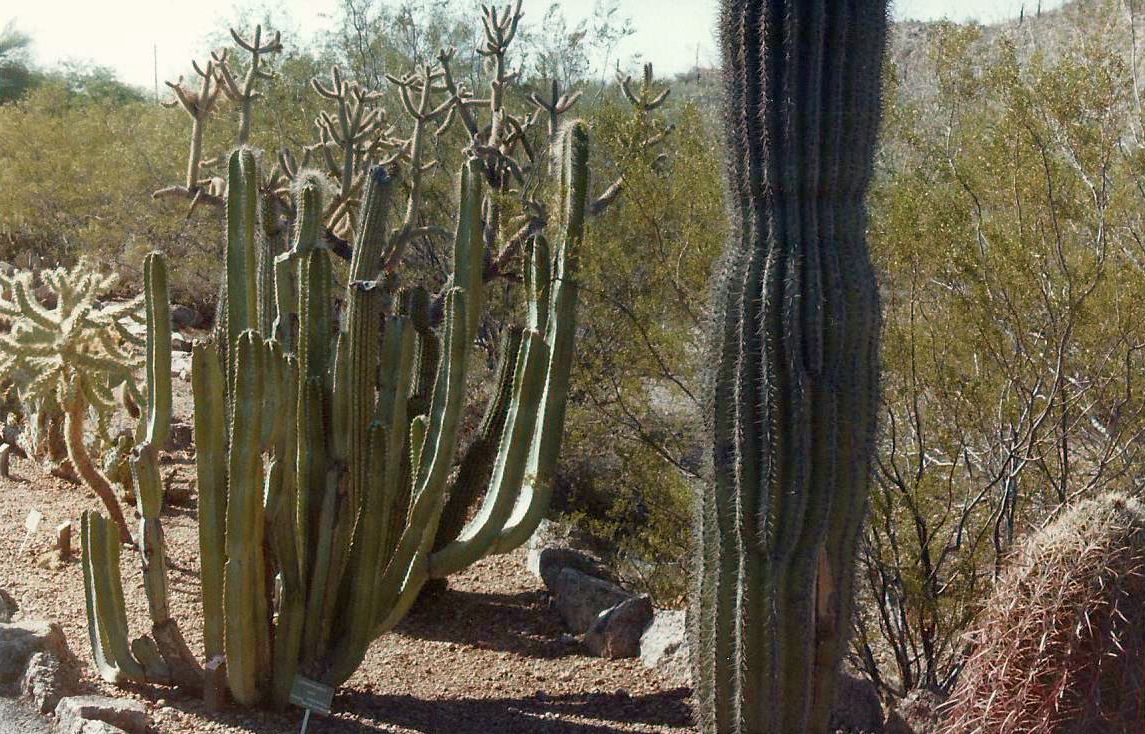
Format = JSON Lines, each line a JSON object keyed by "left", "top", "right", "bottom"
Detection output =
{"left": 689, "top": 3, "right": 889, "bottom": 733}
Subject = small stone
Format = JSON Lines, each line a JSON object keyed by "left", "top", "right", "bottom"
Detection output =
{"left": 583, "top": 594, "right": 654, "bottom": 659}
{"left": 0, "top": 588, "right": 18, "bottom": 622}
{"left": 54, "top": 695, "right": 149, "bottom": 734}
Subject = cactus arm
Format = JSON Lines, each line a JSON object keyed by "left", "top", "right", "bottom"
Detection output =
{"left": 225, "top": 149, "right": 261, "bottom": 383}
{"left": 141, "top": 253, "right": 171, "bottom": 448}
{"left": 323, "top": 423, "right": 388, "bottom": 685}
{"left": 429, "top": 328, "right": 548, "bottom": 578}
{"left": 371, "top": 317, "right": 416, "bottom": 574}
{"left": 191, "top": 342, "right": 227, "bottom": 661}
{"left": 81, "top": 512, "right": 133, "bottom": 683}
{"left": 432, "top": 326, "right": 523, "bottom": 552}
{"left": 372, "top": 289, "right": 468, "bottom": 636}
{"left": 295, "top": 248, "right": 332, "bottom": 574}
{"left": 223, "top": 330, "right": 269, "bottom": 706}
{"left": 493, "top": 123, "right": 588, "bottom": 554}
{"left": 83, "top": 511, "right": 147, "bottom": 682}
{"left": 452, "top": 158, "right": 484, "bottom": 342}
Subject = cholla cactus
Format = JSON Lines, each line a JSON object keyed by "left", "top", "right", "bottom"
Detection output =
{"left": 0, "top": 264, "right": 144, "bottom": 543}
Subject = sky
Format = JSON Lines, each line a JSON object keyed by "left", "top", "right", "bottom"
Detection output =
{"left": 4, "top": 0, "right": 1069, "bottom": 91}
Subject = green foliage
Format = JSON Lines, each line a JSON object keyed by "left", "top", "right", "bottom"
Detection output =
{"left": 560, "top": 98, "right": 722, "bottom": 604}
{"left": 0, "top": 89, "right": 218, "bottom": 301}
{"left": 856, "top": 4, "right": 1145, "bottom": 697}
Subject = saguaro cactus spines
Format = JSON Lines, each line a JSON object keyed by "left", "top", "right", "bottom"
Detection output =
{"left": 691, "top": 2, "right": 889, "bottom": 733}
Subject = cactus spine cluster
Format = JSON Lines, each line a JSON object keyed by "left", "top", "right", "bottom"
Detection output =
{"left": 79, "top": 119, "right": 589, "bottom": 707}
{"left": 691, "top": 2, "right": 888, "bottom": 733}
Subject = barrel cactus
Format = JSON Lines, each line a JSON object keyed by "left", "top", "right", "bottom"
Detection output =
{"left": 943, "top": 493, "right": 1145, "bottom": 734}
{"left": 690, "top": 2, "right": 889, "bottom": 732}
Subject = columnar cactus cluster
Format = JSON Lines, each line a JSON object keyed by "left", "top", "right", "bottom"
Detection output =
{"left": 691, "top": 2, "right": 888, "bottom": 733}
{"left": 79, "top": 118, "right": 589, "bottom": 705}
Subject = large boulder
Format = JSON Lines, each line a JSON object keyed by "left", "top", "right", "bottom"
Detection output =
{"left": 550, "top": 567, "right": 632, "bottom": 634}
{"left": 0, "top": 621, "right": 67, "bottom": 685}
{"left": 639, "top": 608, "right": 690, "bottom": 686}
{"left": 829, "top": 672, "right": 884, "bottom": 733}
{"left": 54, "top": 696, "right": 149, "bottom": 734}
{"left": 583, "top": 594, "right": 653, "bottom": 659}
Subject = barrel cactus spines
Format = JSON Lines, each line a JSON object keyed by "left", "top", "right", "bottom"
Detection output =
{"left": 691, "top": 2, "right": 889, "bottom": 733}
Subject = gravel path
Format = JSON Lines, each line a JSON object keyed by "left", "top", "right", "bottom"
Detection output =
{"left": 0, "top": 698, "right": 49, "bottom": 733}
{"left": 0, "top": 445, "right": 692, "bottom": 733}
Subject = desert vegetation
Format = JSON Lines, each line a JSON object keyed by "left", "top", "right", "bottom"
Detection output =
{"left": 1, "top": 0, "right": 1145, "bottom": 733}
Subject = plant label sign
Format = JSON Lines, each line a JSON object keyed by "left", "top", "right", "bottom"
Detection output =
{"left": 291, "top": 676, "right": 334, "bottom": 733}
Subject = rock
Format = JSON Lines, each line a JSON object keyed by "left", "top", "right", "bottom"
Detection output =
{"left": 537, "top": 548, "right": 616, "bottom": 591}
{"left": 171, "top": 332, "right": 193, "bottom": 353}
{"left": 163, "top": 470, "right": 194, "bottom": 506}
{"left": 0, "top": 621, "right": 67, "bottom": 684}
{"left": 524, "top": 519, "right": 599, "bottom": 578}
{"left": 551, "top": 567, "right": 633, "bottom": 634}
{"left": 639, "top": 608, "right": 690, "bottom": 685}
{"left": 829, "top": 671, "right": 884, "bottom": 733}
{"left": 72, "top": 722, "right": 132, "bottom": 734}
{"left": 165, "top": 422, "right": 193, "bottom": 452}
{"left": 21, "top": 650, "right": 79, "bottom": 714}
{"left": 0, "top": 589, "right": 18, "bottom": 622}
{"left": 170, "top": 304, "right": 203, "bottom": 330}
{"left": 54, "top": 696, "right": 149, "bottom": 734}
{"left": 886, "top": 689, "right": 945, "bottom": 734}
{"left": 583, "top": 594, "right": 653, "bottom": 659}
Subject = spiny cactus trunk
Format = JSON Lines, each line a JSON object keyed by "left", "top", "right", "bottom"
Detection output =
{"left": 691, "top": 2, "right": 888, "bottom": 733}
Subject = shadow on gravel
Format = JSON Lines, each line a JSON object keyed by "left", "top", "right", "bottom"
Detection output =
{"left": 396, "top": 588, "right": 574, "bottom": 659}
{"left": 339, "top": 687, "right": 693, "bottom": 733}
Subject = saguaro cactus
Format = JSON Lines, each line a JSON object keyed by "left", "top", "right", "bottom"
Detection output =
{"left": 691, "top": 2, "right": 889, "bottom": 733}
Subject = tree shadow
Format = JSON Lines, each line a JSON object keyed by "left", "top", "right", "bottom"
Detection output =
{"left": 335, "top": 687, "right": 693, "bottom": 733}
{"left": 395, "top": 587, "right": 575, "bottom": 659}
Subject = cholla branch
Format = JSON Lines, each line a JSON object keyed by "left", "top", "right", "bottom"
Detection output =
{"left": 213, "top": 25, "right": 283, "bottom": 145}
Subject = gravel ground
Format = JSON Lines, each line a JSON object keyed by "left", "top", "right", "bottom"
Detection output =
{"left": 0, "top": 697, "right": 50, "bottom": 733}
{"left": 0, "top": 447, "right": 692, "bottom": 734}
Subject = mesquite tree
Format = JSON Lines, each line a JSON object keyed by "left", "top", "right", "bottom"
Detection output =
{"left": 690, "top": 2, "right": 889, "bottom": 733}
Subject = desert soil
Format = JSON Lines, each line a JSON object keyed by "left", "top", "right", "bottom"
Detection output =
{"left": 0, "top": 441, "right": 692, "bottom": 733}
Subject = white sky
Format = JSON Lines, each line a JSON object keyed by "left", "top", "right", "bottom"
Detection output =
{"left": 4, "top": 0, "right": 1068, "bottom": 91}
